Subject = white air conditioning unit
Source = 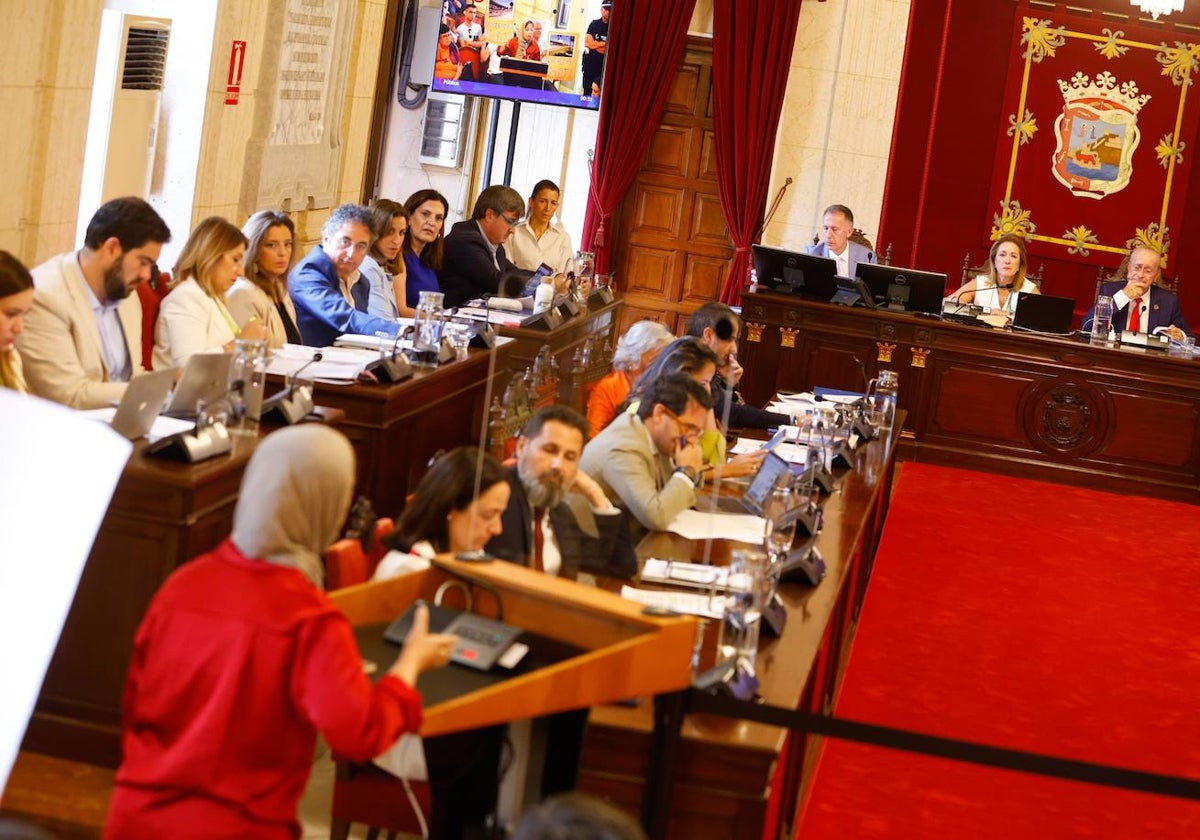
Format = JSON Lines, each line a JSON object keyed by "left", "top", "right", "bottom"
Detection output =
{"left": 101, "top": 17, "right": 170, "bottom": 201}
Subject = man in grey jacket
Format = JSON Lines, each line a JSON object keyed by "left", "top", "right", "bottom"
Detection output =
{"left": 803, "top": 203, "right": 876, "bottom": 280}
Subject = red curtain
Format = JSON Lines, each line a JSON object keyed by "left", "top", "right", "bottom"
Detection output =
{"left": 581, "top": 0, "right": 698, "bottom": 274}
{"left": 713, "top": 0, "right": 804, "bottom": 304}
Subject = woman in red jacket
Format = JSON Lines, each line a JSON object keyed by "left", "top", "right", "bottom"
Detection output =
{"left": 104, "top": 424, "right": 456, "bottom": 840}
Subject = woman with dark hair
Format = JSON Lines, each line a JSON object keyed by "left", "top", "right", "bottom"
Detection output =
{"left": 0, "top": 250, "right": 34, "bottom": 393}
{"left": 402, "top": 189, "right": 450, "bottom": 310}
{"left": 377, "top": 447, "right": 509, "bottom": 574}
{"left": 227, "top": 210, "right": 301, "bottom": 348}
{"left": 507, "top": 179, "right": 575, "bottom": 275}
{"left": 434, "top": 23, "right": 461, "bottom": 80}
{"left": 624, "top": 337, "right": 766, "bottom": 478}
{"left": 362, "top": 199, "right": 410, "bottom": 319}
{"left": 104, "top": 425, "right": 455, "bottom": 839}
{"left": 153, "top": 217, "right": 267, "bottom": 368}
{"left": 946, "top": 233, "right": 1037, "bottom": 318}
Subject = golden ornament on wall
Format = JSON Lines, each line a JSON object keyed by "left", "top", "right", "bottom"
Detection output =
{"left": 911, "top": 347, "right": 931, "bottom": 368}
{"left": 745, "top": 322, "right": 764, "bottom": 343}
{"left": 780, "top": 327, "right": 799, "bottom": 349}
{"left": 876, "top": 341, "right": 896, "bottom": 363}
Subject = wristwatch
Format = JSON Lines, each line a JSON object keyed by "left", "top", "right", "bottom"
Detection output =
{"left": 674, "top": 464, "right": 703, "bottom": 487}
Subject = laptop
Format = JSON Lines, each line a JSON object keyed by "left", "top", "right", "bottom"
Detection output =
{"left": 1011, "top": 292, "right": 1075, "bottom": 335}
{"left": 108, "top": 368, "right": 177, "bottom": 440}
{"left": 164, "top": 352, "right": 234, "bottom": 417}
{"left": 702, "top": 450, "right": 791, "bottom": 514}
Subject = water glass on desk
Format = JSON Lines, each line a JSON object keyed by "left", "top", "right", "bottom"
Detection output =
{"left": 764, "top": 485, "right": 798, "bottom": 562}
{"left": 229, "top": 338, "right": 266, "bottom": 436}
{"left": 718, "top": 550, "right": 771, "bottom": 673}
{"left": 1090, "top": 295, "right": 1115, "bottom": 344}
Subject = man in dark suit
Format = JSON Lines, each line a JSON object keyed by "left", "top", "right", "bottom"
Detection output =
{"left": 439, "top": 185, "right": 533, "bottom": 308}
{"left": 1084, "top": 246, "right": 1192, "bottom": 339}
{"left": 487, "top": 404, "right": 637, "bottom": 580}
{"left": 687, "top": 301, "right": 791, "bottom": 431}
{"left": 289, "top": 203, "right": 401, "bottom": 346}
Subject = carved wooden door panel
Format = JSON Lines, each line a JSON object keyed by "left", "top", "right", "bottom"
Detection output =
{"left": 610, "top": 38, "right": 732, "bottom": 335}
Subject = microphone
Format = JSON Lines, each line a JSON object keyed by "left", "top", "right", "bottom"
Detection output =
{"left": 374, "top": 326, "right": 413, "bottom": 382}
{"left": 146, "top": 379, "right": 241, "bottom": 462}
{"left": 261, "top": 350, "right": 323, "bottom": 424}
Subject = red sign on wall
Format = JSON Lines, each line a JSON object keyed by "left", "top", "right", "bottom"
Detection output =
{"left": 226, "top": 40, "right": 247, "bottom": 105}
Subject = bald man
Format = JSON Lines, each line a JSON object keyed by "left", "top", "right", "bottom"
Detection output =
{"left": 1084, "top": 246, "right": 1191, "bottom": 340}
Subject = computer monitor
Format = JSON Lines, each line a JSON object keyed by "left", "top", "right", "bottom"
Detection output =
{"left": 752, "top": 245, "right": 839, "bottom": 301}
{"left": 856, "top": 263, "right": 947, "bottom": 315}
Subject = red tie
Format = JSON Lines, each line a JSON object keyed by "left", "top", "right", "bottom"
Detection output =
{"left": 532, "top": 506, "right": 545, "bottom": 572}
{"left": 1129, "top": 296, "right": 1143, "bottom": 333}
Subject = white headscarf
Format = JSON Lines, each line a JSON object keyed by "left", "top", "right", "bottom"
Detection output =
{"left": 231, "top": 424, "right": 356, "bottom": 587}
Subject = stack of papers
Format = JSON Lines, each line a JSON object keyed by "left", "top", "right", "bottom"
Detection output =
{"left": 455, "top": 306, "right": 525, "bottom": 327}
{"left": 665, "top": 509, "right": 768, "bottom": 544}
{"left": 267, "top": 343, "right": 379, "bottom": 383}
{"left": 619, "top": 585, "right": 725, "bottom": 619}
{"left": 79, "top": 408, "right": 194, "bottom": 443}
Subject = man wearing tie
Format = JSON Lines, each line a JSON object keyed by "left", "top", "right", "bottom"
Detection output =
{"left": 1085, "top": 246, "right": 1191, "bottom": 340}
{"left": 439, "top": 185, "right": 533, "bottom": 307}
{"left": 803, "top": 203, "right": 876, "bottom": 280}
{"left": 487, "top": 405, "right": 637, "bottom": 580}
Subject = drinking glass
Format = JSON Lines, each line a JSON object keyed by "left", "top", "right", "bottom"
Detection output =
{"left": 717, "top": 550, "right": 770, "bottom": 672}
{"left": 764, "top": 485, "right": 797, "bottom": 561}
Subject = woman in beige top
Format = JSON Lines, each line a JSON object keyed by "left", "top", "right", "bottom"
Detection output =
{"left": 153, "top": 217, "right": 268, "bottom": 369}
{"left": 0, "top": 250, "right": 34, "bottom": 393}
{"left": 226, "top": 211, "right": 301, "bottom": 348}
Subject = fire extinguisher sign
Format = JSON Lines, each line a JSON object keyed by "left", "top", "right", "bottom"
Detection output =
{"left": 226, "top": 41, "right": 247, "bottom": 104}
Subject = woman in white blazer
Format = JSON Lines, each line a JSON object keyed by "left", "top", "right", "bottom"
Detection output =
{"left": 153, "top": 218, "right": 267, "bottom": 369}
{"left": 226, "top": 210, "right": 301, "bottom": 349}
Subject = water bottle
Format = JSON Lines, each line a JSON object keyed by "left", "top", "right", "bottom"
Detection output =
{"left": 866, "top": 369, "right": 899, "bottom": 427}
{"left": 412, "top": 290, "right": 446, "bottom": 368}
{"left": 534, "top": 277, "right": 555, "bottom": 314}
{"left": 229, "top": 338, "right": 267, "bottom": 436}
{"left": 576, "top": 251, "right": 595, "bottom": 293}
{"left": 1090, "top": 294, "right": 1114, "bottom": 344}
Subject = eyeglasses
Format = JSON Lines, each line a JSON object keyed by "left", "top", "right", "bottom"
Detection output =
{"left": 664, "top": 408, "right": 702, "bottom": 439}
{"left": 500, "top": 213, "right": 523, "bottom": 228}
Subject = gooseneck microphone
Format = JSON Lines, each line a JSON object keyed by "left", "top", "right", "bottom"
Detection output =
{"left": 262, "top": 350, "right": 324, "bottom": 424}
{"left": 290, "top": 351, "right": 323, "bottom": 389}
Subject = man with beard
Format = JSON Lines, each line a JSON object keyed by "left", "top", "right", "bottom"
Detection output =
{"left": 20, "top": 196, "right": 171, "bottom": 408}
{"left": 487, "top": 405, "right": 636, "bottom": 580}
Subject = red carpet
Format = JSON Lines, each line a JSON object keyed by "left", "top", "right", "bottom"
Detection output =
{"left": 796, "top": 463, "right": 1200, "bottom": 838}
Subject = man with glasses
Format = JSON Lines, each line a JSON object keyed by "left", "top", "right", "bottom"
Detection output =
{"left": 580, "top": 373, "right": 713, "bottom": 540}
{"left": 1084, "top": 245, "right": 1191, "bottom": 340}
{"left": 290, "top": 203, "right": 401, "bottom": 346}
{"left": 439, "top": 185, "right": 533, "bottom": 307}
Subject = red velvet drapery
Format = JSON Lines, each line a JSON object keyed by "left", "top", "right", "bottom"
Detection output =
{"left": 580, "top": 0, "right": 698, "bottom": 274}
{"left": 713, "top": 0, "right": 804, "bottom": 304}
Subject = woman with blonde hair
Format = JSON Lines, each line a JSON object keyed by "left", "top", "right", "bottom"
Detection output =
{"left": 226, "top": 210, "right": 301, "bottom": 347}
{"left": 153, "top": 217, "right": 267, "bottom": 369}
{"left": 0, "top": 250, "right": 34, "bottom": 393}
{"left": 362, "top": 200, "right": 411, "bottom": 319}
{"left": 946, "top": 233, "right": 1037, "bottom": 318}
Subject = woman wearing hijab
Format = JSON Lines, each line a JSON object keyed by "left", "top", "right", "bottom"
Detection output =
{"left": 104, "top": 425, "right": 456, "bottom": 840}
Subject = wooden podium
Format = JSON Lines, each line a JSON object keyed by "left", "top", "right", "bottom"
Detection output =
{"left": 328, "top": 555, "right": 698, "bottom": 737}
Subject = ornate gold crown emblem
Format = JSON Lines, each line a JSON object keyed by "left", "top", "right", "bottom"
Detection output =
{"left": 1057, "top": 72, "right": 1151, "bottom": 113}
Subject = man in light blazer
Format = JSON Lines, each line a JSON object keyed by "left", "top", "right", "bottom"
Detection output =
{"left": 803, "top": 203, "right": 876, "bottom": 280}
{"left": 579, "top": 374, "right": 713, "bottom": 541}
{"left": 19, "top": 197, "right": 171, "bottom": 408}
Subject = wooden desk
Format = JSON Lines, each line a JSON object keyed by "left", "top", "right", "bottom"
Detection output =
{"left": 576, "top": 420, "right": 901, "bottom": 839}
{"left": 308, "top": 345, "right": 507, "bottom": 518}
{"left": 737, "top": 291, "right": 1200, "bottom": 504}
{"left": 24, "top": 436, "right": 259, "bottom": 766}
{"left": 495, "top": 298, "right": 621, "bottom": 414}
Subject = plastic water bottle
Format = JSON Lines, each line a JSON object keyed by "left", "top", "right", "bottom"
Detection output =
{"left": 534, "top": 277, "right": 555, "bottom": 314}
{"left": 1090, "top": 295, "right": 1114, "bottom": 344}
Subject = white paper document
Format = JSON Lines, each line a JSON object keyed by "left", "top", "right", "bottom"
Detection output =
{"left": 79, "top": 407, "right": 195, "bottom": 442}
{"left": 664, "top": 508, "right": 768, "bottom": 545}
{"left": 267, "top": 343, "right": 378, "bottom": 382}
{"left": 619, "top": 585, "right": 725, "bottom": 620}
{"left": 0, "top": 392, "right": 132, "bottom": 791}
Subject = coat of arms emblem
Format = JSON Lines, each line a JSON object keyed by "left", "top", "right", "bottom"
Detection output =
{"left": 1051, "top": 72, "right": 1150, "bottom": 199}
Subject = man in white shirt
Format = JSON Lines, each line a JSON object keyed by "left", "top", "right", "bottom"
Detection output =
{"left": 19, "top": 197, "right": 171, "bottom": 408}
{"left": 803, "top": 203, "right": 877, "bottom": 280}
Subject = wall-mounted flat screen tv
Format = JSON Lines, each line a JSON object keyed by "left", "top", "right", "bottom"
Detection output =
{"left": 432, "top": 0, "right": 611, "bottom": 110}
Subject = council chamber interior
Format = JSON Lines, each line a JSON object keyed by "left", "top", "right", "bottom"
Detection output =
{"left": 3, "top": 0, "right": 1200, "bottom": 838}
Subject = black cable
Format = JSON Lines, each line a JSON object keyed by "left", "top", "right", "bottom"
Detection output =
{"left": 396, "top": 0, "right": 429, "bottom": 111}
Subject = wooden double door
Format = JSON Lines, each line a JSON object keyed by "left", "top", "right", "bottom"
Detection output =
{"left": 611, "top": 37, "right": 734, "bottom": 336}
